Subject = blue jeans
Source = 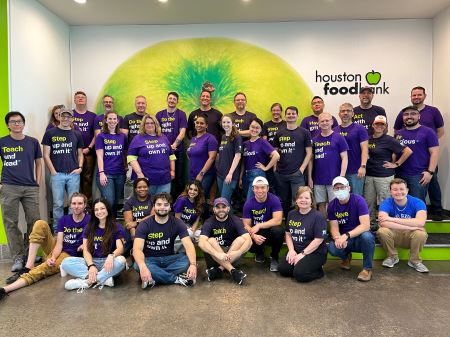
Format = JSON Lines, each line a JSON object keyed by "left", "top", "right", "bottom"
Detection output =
{"left": 133, "top": 253, "right": 189, "bottom": 284}
{"left": 328, "top": 231, "right": 375, "bottom": 270}
{"left": 51, "top": 172, "right": 80, "bottom": 230}
{"left": 275, "top": 170, "right": 305, "bottom": 217}
{"left": 97, "top": 174, "right": 125, "bottom": 216}
{"left": 61, "top": 256, "right": 126, "bottom": 284}
{"left": 149, "top": 182, "right": 171, "bottom": 195}
{"left": 345, "top": 173, "right": 365, "bottom": 196}
{"left": 398, "top": 174, "right": 428, "bottom": 203}
{"left": 243, "top": 169, "right": 265, "bottom": 200}
{"left": 428, "top": 166, "right": 442, "bottom": 212}
{"left": 217, "top": 176, "right": 238, "bottom": 202}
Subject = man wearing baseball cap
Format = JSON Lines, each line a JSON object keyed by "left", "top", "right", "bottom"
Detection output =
{"left": 327, "top": 176, "right": 375, "bottom": 282}
{"left": 242, "top": 176, "right": 284, "bottom": 272}
{"left": 198, "top": 197, "right": 252, "bottom": 285}
{"left": 353, "top": 86, "right": 386, "bottom": 136}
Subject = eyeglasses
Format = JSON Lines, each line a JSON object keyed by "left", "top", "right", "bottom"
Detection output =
{"left": 340, "top": 109, "right": 353, "bottom": 113}
{"left": 8, "top": 120, "right": 24, "bottom": 125}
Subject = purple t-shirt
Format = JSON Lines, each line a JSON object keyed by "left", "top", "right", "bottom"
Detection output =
{"left": 312, "top": 132, "right": 349, "bottom": 185}
{"left": 41, "top": 128, "right": 84, "bottom": 173}
{"left": 94, "top": 114, "right": 124, "bottom": 131}
{"left": 128, "top": 134, "right": 173, "bottom": 185}
{"left": 395, "top": 126, "right": 439, "bottom": 177}
{"left": 201, "top": 215, "right": 247, "bottom": 247}
{"left": 262, "top": 120, "right": 287, "bottom": 146}
{"left": 46, "top": 123, "right": 80, "bottom": 132}
{"left": 273, "top": 126, "right": 312, "bottom": 175}
{"left": 123, "top": 196, "right": 153, "bottom": 221}
{"left": 95, "top": 132, "right": 127, "bottom": 176}
{"left": 0, "top": 135, "right": 42, "bottom": 186}
{"left": 72, "top": 110, "right": 96, "bottom": 149}
{"left": 173, "top": 196, "right": 198, "bottom": 227}
{"left": 286, "top": 209, "right": 328, "bottom": 254}
{"left": 334, "top": 123, "right": 368, "bottom": 174}
{"left": 242, "top": 193, "right": 282, "bottom": 227}
{"left": 353, "top": 105, "right": 386, "bottom": 136}
{"left": 242, "top": 138, "right": 274, "bottom": 171}
{"left": 394, "top": 105, "right": 444, "bottom": 133}
{"left": 82, "top": 223, "right": 125, "bottom": 258}
{"left": 215, "top": 134, "right": 243, "bottom": 180}
{"left": 300, "top": 115, "right": 338, "bottom": 139}
{"left": 155, "top": 108, "right": 188, "bottom": 153}
{"left": 187, "top": 132, "right": 218, "bottom": 179}
{"left": 328, "top": 194, "right": 369, "bottom": 233}
{"left": 56, "top": 214, "right": 90, "bottom": 257}
{"left": 135, "top": 215, "right": 188, "bottom": 257}
{"left": 122, "top": 112, "right": 145, "bottom": 143}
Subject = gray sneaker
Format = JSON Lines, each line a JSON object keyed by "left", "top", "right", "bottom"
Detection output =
{"left": 408, "top": 261, "right": 429, "bottom": 273}
{"left": 382, "top": 256, "right": 400, "bottom": 268}
{"left": 269, "top": 258, "right": 279, "bottom": 272}
{"left": 11, "top": 258, "right": 24, "bottom": 272}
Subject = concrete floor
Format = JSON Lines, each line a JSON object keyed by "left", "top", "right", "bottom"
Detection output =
{"left": 1, "top": 258, "right": 450, "bottom": 337}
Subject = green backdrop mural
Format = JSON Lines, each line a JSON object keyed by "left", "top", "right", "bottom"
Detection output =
{"left": 0, "top": 0, "right": 9, "bottom": 244}
{"left": 95, "top": 38, "right": 312, "bottom": 120}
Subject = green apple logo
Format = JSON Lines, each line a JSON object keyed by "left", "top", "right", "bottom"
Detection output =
{"left": 95, "top": 38, "right": 312, "bottom": 121}
{"left": 366, "top": 70, "right": 381, "bottom": 85}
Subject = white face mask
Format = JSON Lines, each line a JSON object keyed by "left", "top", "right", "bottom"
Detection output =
{"left": 334, "top": 188, "right": 350, "bottom": 201}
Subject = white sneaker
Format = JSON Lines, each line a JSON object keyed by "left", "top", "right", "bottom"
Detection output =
{"left": 93, "top": 277, "right": 115, "bottom": 290}
{"left": 60, "top": 265, "right": 67, "bottom": 277}
{"left": 408, "top": 261, "right": 429, "bottom": 273}
{"left": 382, "top": 256, "right": 400, "bottom": 268}
{"left": 65, "top": 278, "right": 90, "bottom": 293}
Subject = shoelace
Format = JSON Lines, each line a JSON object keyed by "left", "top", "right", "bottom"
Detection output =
{"left": 76, "top": 283, "right": 91, "bottom": 294}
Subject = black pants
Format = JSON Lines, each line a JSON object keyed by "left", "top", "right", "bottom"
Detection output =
{"left": 249, "top": 226, "right": 285, "bottom": 260}
{"left": 279, "top": 250, "right": 327, "bottom": 283}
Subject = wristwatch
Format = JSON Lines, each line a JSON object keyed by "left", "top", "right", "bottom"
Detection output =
{"left": 426, "top": 170, "right": 434, "bottom": 175}
{"left": 345, "top": 232, "right": 351, "bottom": 240}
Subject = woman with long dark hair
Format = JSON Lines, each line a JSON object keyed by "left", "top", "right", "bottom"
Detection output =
{"left": 216, "top": 115, "right": 242, "bottom": 201}
{"left": 173, "top": 180, "right": 205, "bottom": 242}
{"left": 61, "top": 198, "right": 126, "bottom": 292}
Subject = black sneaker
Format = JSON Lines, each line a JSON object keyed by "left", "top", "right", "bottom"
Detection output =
{"left": 174, "top": 274, "right": 195, "bottom": 287}
{"left": 6, "top": 267, "right": 30, "bottom": 285}
{"left": 231, "top": 268, "right": 247, "bottom": 285}
{"left": 206, "top": 267, "right": 223, "bottom": 282}
{"left": 0, "top": 288, "right": 7, "bottom": 301}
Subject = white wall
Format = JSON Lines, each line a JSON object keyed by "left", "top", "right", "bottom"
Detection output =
{"left": 70, "top": 19, "right": 433, "bottom": 127}
{"left": 433, "top": 6, "right": 450, "bottom": 210}
{"left": 9, "top": 0, "right": 71, "bottom": 221}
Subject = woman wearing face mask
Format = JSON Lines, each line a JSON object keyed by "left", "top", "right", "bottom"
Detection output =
{"left": 61, "top": 198, "right": 127, "bottom": 292}
{"left": 363, "top": 116, "right": 412, "bottom": 229}
{"left": 240, "top": 117, "right": 280, "bottom": 200}
{"left": 96, "top": 111, "right": 127, "bottom": 218}
{"left": 279, "top": 186, "right": 327, "bottom": 282}
{"left": 216, "top": 115, "right": 242, "bottom": 201}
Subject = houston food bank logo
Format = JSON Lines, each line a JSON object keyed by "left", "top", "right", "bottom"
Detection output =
{"left": 315, "top": 70, "right": 389, "bottom": 95}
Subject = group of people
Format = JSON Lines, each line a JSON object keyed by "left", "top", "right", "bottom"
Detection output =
{"left": 0, "top": 84, "right": 444, "bottom": 299}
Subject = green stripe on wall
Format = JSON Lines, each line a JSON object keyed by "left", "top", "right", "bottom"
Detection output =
{"left": 0, "top": 0, "right": 9, "bottom": 244}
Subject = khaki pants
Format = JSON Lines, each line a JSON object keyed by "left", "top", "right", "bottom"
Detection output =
{"left": 377, "top": 227, "right": 428, "bottom": 264}
{"left": 20, "top": 220, "right": 70, "bottom": 285}
{"left": 364, "top": 175, "right": 393, "bottom": 228}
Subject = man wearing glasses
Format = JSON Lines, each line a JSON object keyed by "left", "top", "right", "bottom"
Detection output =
{"left": 327, "top": 176, "right": 374, "bottom": 282}
{"left": 395, "top": 106, "right": 439, "bottom": 203}
{"left": 0, "top": 112, "right": 42, "bottom": 272}
{"left": 42, "top": 109, "right": 84, "bottom": 230}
